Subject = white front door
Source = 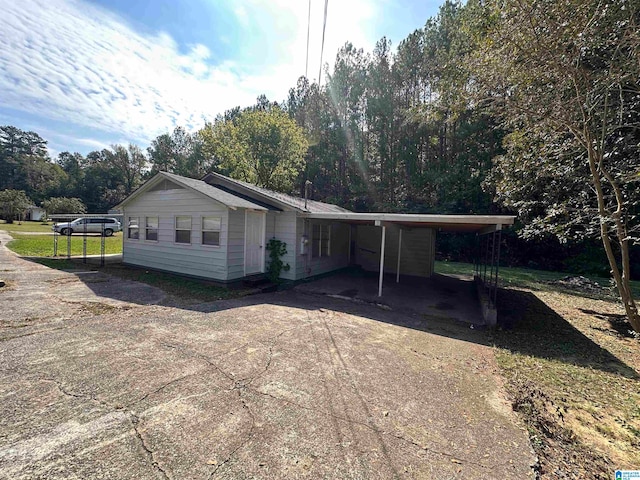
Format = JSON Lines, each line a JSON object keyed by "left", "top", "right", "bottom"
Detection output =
{"left": 244, "top": 210, "right": 265, "bottom": 275}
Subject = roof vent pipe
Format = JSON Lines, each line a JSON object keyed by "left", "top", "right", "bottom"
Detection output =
{"left": 304, "top": 180, "right": 312, "bottom": 210}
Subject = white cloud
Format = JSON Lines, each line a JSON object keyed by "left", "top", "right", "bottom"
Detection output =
{"left": 0, "top": 0, "right": 382, "bottom": 147}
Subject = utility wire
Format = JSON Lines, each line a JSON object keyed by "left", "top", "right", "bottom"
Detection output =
{"left": 318, "top": 0, "right": 328, "bottom": 86}
{"left": 305, "top": 0, "right": 311, "bottom": 78}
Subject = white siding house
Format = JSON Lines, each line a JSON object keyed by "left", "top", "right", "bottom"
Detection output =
{"left": 115, "top": 171, "right": 465, "bottom": 284}
{"left": 118, "top": 172, "right": 268, "bottom": 282}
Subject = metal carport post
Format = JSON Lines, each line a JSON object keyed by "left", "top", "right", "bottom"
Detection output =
{"left": 376, "top": 220, "right": 386, "bottom": 297}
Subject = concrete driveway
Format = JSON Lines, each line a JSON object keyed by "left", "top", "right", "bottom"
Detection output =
{"left": 0, "top": 231, "right": 535, "bottom": 479}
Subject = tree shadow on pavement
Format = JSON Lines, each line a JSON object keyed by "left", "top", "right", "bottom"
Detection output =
{"left": 23, "top": 257, "right": 639, "bottom": 380}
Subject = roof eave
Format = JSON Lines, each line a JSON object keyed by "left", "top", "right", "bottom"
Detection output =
{"left": 116, "top": 171, "right": 268, "bottom": 211}
{"left": 202, "top": 172, "right": 301, "bottom": 212}
{"left": 298, "top": 212, "right": 516, "bottom": 232}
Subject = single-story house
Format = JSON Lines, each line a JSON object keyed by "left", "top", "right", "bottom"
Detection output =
{"left": 115, "top": 171, "right": 514, "bottom": 297}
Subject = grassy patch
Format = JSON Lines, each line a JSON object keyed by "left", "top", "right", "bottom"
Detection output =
{"left": 0, "top": 220, "right": 55, "bottom": 233}
{"left": 435, "top": 260, "right": 640, "bottom": 299}
{"left": 33, "top": 258, "right": 85, "bottom": 270}
{"left": 6, "top": 233, "right": 122, "bottom": 257}
{"left": 33, "top": 258, "right": 245, "bottom": 303}
{"left": 491, "top": 288, "right": 640, "bottom": 476}
{"left": 102, "top": 264, "right": 244, "bottom": 302}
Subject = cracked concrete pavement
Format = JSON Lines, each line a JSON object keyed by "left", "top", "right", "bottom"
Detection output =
{"left": 0, "top": 230, "right": 536, "bottom": 479}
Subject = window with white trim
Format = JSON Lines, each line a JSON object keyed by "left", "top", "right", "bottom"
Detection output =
{"left": 202, "top": 217, "right": 221, "bottom": 246}
{"left": 145, "top": 216, "right": 158, "bottom": 241}
{"left": 311, "top": 224, "right": 331, "bottom": 258}
{"left": 128, "top": 217, "right": 139, "bottom": 239}
{"left": 175, "top": 216, "right": 191, "bottom": 244}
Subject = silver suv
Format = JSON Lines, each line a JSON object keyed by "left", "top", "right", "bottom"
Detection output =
{"left": 53, "top": 218, "right": 122, "bottom": 236}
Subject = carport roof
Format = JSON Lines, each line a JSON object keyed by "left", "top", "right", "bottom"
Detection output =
{"left": 300, "top": 212, "right": 516, "bottom": 233}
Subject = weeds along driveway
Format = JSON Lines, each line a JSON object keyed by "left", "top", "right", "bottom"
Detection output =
{"left": 0, "top": 232, "right": 535, "bottom": 479}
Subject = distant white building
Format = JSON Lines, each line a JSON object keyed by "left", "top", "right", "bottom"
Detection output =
{"left": 26, "top": 206, "right": 46, "bottom": 221}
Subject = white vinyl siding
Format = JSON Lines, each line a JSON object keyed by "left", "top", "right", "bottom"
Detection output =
{"left": 122, "top": 184, "right": 231, "bottom": 281}
{"left": 226, "top": 209, "right": 246, "bottom": 281}
{"left": 273, "top": 212, "right": 297, "bottom": 280}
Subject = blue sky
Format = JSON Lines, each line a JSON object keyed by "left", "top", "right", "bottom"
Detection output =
{"left": 0, "top": 0, "right": 442, "bottom": 157}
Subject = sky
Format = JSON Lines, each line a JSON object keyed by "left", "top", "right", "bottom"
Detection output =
{"left": 0, "top": 0, "right": 442, "bottom": 157}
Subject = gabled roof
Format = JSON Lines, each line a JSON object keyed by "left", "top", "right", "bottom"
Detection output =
{"left": 115, "top": 172, "right": 268, "bottom": 211}
{"left": 202, "top": 172, "right": 352, "bottom": 214}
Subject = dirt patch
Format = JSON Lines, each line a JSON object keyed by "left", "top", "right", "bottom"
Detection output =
{"left": 509, "top": 380, "right": 613, "bottom": 479}
{"left": 548, "top": 276, "right": 616, "bottom": 300}
{"left": 77, "top": 302, "right": 134, "bottom": 316}
{"left": 493, "top": 288, "right": 640, "bottom": 478}
{"left": 0, "top": 316, "right": 40, "bottom": 329}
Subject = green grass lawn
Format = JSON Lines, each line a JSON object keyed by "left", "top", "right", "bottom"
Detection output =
{"left": 0, "top": 220, "right": 56, "bottom": 233}
{"left": 6, "top": 233, "right": 122, "bottom": 256}
{"left": 435, "top": 260, "right": 640, "bottom": 299}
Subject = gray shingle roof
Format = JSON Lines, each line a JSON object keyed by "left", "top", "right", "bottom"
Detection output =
{"left": 159, "top": 172, "right": 267, "bottom": 210}
{"left": 204, "top": 173, "right": 352, "bottom": 213}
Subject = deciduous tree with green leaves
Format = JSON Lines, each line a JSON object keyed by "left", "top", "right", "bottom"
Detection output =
{"left": 471, "top": 0, "right": 640, "bottom": 330}
{"left": 200, "top": 105, "right": 308, "bottom": 193}
{"left": 41, "top": 197, "right": 87, "bottom": 215}
{"left": 147, "top": 126, "right": 208, "bottom": 178}
{"left": 0, "top": 189, "right": 32, "bottom": 223}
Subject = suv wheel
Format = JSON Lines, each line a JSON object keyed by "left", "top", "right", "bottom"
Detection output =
{"left": 60, "top": 228, "right": 72, "bottom": 236}
{"left": 103, "top": 228, "right": 114, "bottom": 237}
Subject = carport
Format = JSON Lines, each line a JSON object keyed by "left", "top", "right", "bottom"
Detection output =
{"left": 300, "top": 213, "right": 515, "bottom": 324}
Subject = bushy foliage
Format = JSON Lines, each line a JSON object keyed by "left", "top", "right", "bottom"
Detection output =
{"left": 200, "top": 106, "right": 308, "bottom": 193}
{"left": 0, "top": 189, "right": 32, "bottom": 223}
{"left": 41, "top": 197, "right": 87, "bottom": 214}
{"left": 266, "top": 238, "right": 291, "bottom": 283}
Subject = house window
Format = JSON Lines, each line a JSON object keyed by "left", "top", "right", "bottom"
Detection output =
{"left": 128, "top": 217, "right": 139, "bottom": 239}
{"left": 202, "top": 217, "right": 221, "bottom": 246}
{"left": 146, "top": 216, "right": 158, "bottom": 241}
{"left": 312, "top": 224, "right": 331, "bottom": 258}
{"left": 175, "top": 216, "right": 191, "bottom": 244}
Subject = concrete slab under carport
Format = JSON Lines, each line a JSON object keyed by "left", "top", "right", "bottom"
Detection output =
{"left": 302, "top": 212, "right": 515, "bottom": 325}
{"left": 295, "top": 269, "right": 486, "bottom": 326}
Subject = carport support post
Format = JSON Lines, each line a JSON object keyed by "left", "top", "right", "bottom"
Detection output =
{"left": 377, "top": 223, "right": 386, "bottom": 297}
{"left": 396, "top": 228, "right": 402, "bottom": 283}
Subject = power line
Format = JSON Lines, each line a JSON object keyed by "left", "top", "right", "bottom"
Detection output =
{"left": 318, "top": 0, "right": 328, "bottom": 86}
{"left": 305, "top": 0, "right": 311, "bottom": 78}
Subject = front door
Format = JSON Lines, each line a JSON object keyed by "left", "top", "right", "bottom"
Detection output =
{"left": 245, "top": 210, "right": 265, "bottom": 275}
